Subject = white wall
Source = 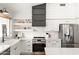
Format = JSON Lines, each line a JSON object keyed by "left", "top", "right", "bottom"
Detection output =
{"left": 0, "top": 3, "right": 78, "bottom": 19}
{"left": 46, "top": 3, "right": 76, "bottom": 19}
{"left": 0, "top": 3, "right": 78, "bottom": 39}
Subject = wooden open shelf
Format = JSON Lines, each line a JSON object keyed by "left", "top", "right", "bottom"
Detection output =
{"left": 0, "top": 13, "right": 12, "bottom": 19}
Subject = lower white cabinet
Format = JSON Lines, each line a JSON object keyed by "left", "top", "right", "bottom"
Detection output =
{"left": 21, "top": 40, "right": 32, "bottom": 53}
{"left": 10, "top": 41, "right": 21, "bottom": 55}
{"left": 46, "top": 39, "right": 61, "bottom": 48}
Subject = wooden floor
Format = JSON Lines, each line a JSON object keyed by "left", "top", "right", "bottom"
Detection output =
{"left": 20, "top": 52, "right": 45, "bottom": 55}
{"left": 33, "top": 52, "right": 45, "bottom": 55}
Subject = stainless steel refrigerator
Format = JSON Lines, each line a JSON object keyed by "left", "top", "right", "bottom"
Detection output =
{"left": 59, "top": 24, "right": 79, "bottom": 48}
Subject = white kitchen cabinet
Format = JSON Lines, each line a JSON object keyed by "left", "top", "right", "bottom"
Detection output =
{"left": 10, "top": 41, "right": 21, "bottom": 55}
{"left": 46, "top": 3, "right": 75, "bottom": 19}
{"left": 21, "top": 40, "right": 32, "bottom": 53}
{"left": 46, "top": 39, "right": 61, "bottom": 48}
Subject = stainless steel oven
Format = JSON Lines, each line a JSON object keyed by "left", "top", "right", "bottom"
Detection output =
{"left": 32, "top": 37, "right": 46, "bottom": 52}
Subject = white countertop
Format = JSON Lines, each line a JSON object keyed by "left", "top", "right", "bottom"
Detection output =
{"left": 0, "top": 39, "right": 20, "bottom": 54}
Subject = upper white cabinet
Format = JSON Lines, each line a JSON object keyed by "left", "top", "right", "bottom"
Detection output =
{"left": 46, "top": 3, "right": 75, "bottom": 19}
{"left": 46, "top": 39, "right": 61, "bottom": 48}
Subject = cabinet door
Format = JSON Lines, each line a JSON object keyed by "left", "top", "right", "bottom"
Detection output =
{"left": 63, "top": 20, "right": 76, "bottom": 24}
{"left": 10, "top": 41, "right": 20, "bottom": 55}
{"left": 46, "top": 40, "right": 61, "bottom": 47}
{"left": 21, "top": 40, "right": 32, "bottom": 53}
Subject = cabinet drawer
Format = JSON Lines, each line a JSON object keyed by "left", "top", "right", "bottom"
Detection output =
{"left": 46, "top": 44, "right": 60, "bottom": 47}
{"left": 46, "top": 40, "right": 61, "bottom": 43}
{"left": 26, "top": 48, "right": 32, "bottom": 52}
{"left": 46, "top": 44, "right": 61, "bottom": 47}
{"left": 26, "top": 44, "right": 32, "bottom": 47}
{"left": 23, "top": 44, "right": 32, "bottom": 48}
{"left": 46, "top": 43, "right": 56, "bottom": 46}
{"left": 21, "top": 47, "right": 32, "bottom": 52}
